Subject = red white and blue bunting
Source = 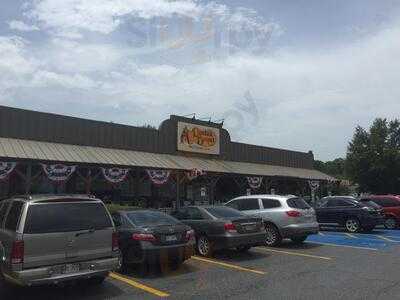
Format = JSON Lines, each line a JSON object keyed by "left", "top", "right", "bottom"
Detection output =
{"left": 247, "top": 176, "right": 263, "bottom": 189}
{"left": 0, "top": 162, "right": 17, "bottom": 181}
{"left": 42, "top": 164, "right": 76, "bottom": 182}
{"left": 146, "top": 169, "right": 171, "bottom": 185}
{"left": 186, "top": 168, "right": 206, "bottom": 181}
{"left": 102, "top": 167, "right": 130, "bottom": 183}
{"left": 308, "top": 180, "right": 320, "bottom": 192}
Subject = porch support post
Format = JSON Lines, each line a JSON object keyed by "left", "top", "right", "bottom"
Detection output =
{"left": 85, "top": 169, "right": 92, "bottom": 194}
{"left": 25, "top": 163, "right": 32, "bottom": 194}
{"left": 176, "top": 171, "right": 181, "bottom": 209}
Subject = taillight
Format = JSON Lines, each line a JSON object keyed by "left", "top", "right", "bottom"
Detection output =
{"left": 286, "top": 211, "right": 302, "bottom": 217}
{"left": 132, "top": 233, "right": 156, "bottom": 242}
{"left": 185, "top": 229, "right": 195, "bottom": 241}
{"left": 224, "top": 223, "right": 237, "bottom": 233}
{"left": 11, "top": 240, "right": 24, "bottom": 264}
{"left": 112, "top": 232, "right": 119, "bottom": 251}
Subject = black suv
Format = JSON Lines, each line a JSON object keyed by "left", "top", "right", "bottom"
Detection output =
{"left": 315, "top": 196, "right": 385, "bottom": 232}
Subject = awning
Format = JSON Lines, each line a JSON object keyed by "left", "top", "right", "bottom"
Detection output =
{"left": 0, "top": 137, "right": 335, "bottom": 181}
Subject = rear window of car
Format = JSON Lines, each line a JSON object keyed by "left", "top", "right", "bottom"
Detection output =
{"left": 24, "top": 202, "right": 112, "bottom": 234}
{"left": 204, "top": 206, "right": 245, "bottom": 218}
{"left": 127, "top": 211, "right": 179, "bottom": 226}
{"left": 5, "top": 201, "right": 24, "bottom": 231}
{"left": 287, "top": 198, "right": 311, "bottom": 209}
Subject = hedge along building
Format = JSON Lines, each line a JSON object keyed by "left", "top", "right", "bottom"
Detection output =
{"left": 0, "top": 105, "right": 335, "bottom": 208}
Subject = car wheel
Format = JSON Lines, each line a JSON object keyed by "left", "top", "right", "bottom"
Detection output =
{"left": 384, "top": 218, "right": 398, "bottom": 230}
{"left": 264, "top": 223, "right": 282, "bottom": 247}
{"left": 197, "top": 236, "right": 213, "bottom": 257}
{"left": 236, "top": 246, "right": 251, "bottom": 252}
{"left": 291, "top": 236, "right": 308, "bottom": 244}
{"left": 345, "top": 218, "right": 361, "bottom": 233}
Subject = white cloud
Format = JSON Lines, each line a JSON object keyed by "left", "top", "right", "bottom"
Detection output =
{"left": 23, "top": 0, "right": 279, "bottom": 38}
{"left": 0, "top": 36, "right": 99, "bottom": 91}
{"left": 8, "top": 20, "right": 39, "bottom": 32}
{"left": 1, "top": 2, "right": 399, "bottom": 160}
{"left": 25, "top": 0, "right": 201, "bottom": 34}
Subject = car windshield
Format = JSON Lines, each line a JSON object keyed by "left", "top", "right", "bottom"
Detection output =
{"left": 127, "top": 211, "right": 179, "bottom": 226}
{"left": 204, "top": 206, "right": 244, "bottom": 218}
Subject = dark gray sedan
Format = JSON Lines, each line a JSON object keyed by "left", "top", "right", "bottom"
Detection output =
{"left": 112, "top": 210, "right": 195, "bottom": 272}
{"left": 171, "top": 206, "right": 266, "bottom": 256}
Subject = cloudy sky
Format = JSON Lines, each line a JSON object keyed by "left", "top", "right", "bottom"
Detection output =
{"left": 1, "top": 0, "right": 399, "bottom": 161}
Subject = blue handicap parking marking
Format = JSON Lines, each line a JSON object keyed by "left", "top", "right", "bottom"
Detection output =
{"left": 306, "top": 229, "right": 400, "bottom": 250}
{"left": 375, "top": 229, "right": 400, "bottom": 238}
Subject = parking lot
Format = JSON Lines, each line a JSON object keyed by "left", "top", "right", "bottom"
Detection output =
{"left": 3, "top": 228, "right": 400, "bottom": 300}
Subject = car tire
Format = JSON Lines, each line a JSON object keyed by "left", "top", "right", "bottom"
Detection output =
{"left": 384, "top": 218, "right": 398, "bottom": 230}
{"left": 264, "top": 223, "right": 282, "bottom": 247}
{"left": 236, "top": 246, "right": 251, "bottom": 252}
{"left": 345, "top": 218, "right": 361, "bottom": 233}
{"left": 291, "top": 236, "right": 308, "bottom": 244}
{"left": 197, "top": 235, "right": 213, "bottom": 257}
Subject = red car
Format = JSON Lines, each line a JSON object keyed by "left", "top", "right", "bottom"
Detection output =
{"left": 360, "top": 195, "right": 400, "bottom": 229}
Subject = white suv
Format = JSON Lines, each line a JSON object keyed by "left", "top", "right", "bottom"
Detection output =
{"left": 225, "top": 195, "right": 319, "bottom": 246}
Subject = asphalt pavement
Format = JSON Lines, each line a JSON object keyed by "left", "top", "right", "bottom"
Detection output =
{"left": 2, "top": 229, "right": 400, "bottom": 300}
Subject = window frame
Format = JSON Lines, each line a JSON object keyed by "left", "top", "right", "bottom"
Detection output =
{"left": 261, "top": 198, "right": 282, "bottom": 209}
{"left": 226, "top": 200, "right": 240, "bottom": 210}
{"left": 186, "top": 207, "right": 207, "bottom": 220}
{"left": 0, "top": 200, "right": 11, "bottom": 229}
{"left": 379, "top": 198, "right": 400, "bottom": 207}
{"left": 4, "top": 201, "right": 24, "bottom": 232}
{"left": 237, "top": 198, "right": 260, "bottom": 211}
{"left": 286, "top": 197, "right": 311, "bottom": 209}
{"left": 23, "top": 202, "right": 113, "bottom": 234}
{"left": 327, "top": 198, "right": 355, "bottom": 208}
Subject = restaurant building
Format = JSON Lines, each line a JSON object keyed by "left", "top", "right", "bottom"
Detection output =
{"left": 0, "top": 105, "right": 334, "bottom": 208}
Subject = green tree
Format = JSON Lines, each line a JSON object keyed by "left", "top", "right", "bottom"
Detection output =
{"left": 314, "top": 158, "right": 346, "bottom": 179}
{"left": 346, "top": 118, "right": 400, "bottom": 194}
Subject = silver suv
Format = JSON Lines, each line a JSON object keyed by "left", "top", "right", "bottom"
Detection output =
{"left": 0, "top": 195, "right": 120, "bottom": 287}
{"left": 225, "top": 195, "right": 319, "bottom": 246}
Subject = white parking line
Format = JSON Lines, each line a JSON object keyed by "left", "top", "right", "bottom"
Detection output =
{"left": 255, "top": 247, "right": 333, "bottom": 261}
{"left": 191, "top": 256, "right": 266, "bottom": 275}
{"left": 307, "top": 241, "right": 379, "bottom": 251}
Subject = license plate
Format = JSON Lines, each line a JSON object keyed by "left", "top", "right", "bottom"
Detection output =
{"left": 65, "top": 264, "right": 80, "bottom": 274}
{"left": 166, "top": 235, "right": 177, "bottom": 242}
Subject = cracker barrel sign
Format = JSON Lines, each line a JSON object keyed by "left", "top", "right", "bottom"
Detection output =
{"left": 177, "top": 121, "right": 220, "bottom": 155}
